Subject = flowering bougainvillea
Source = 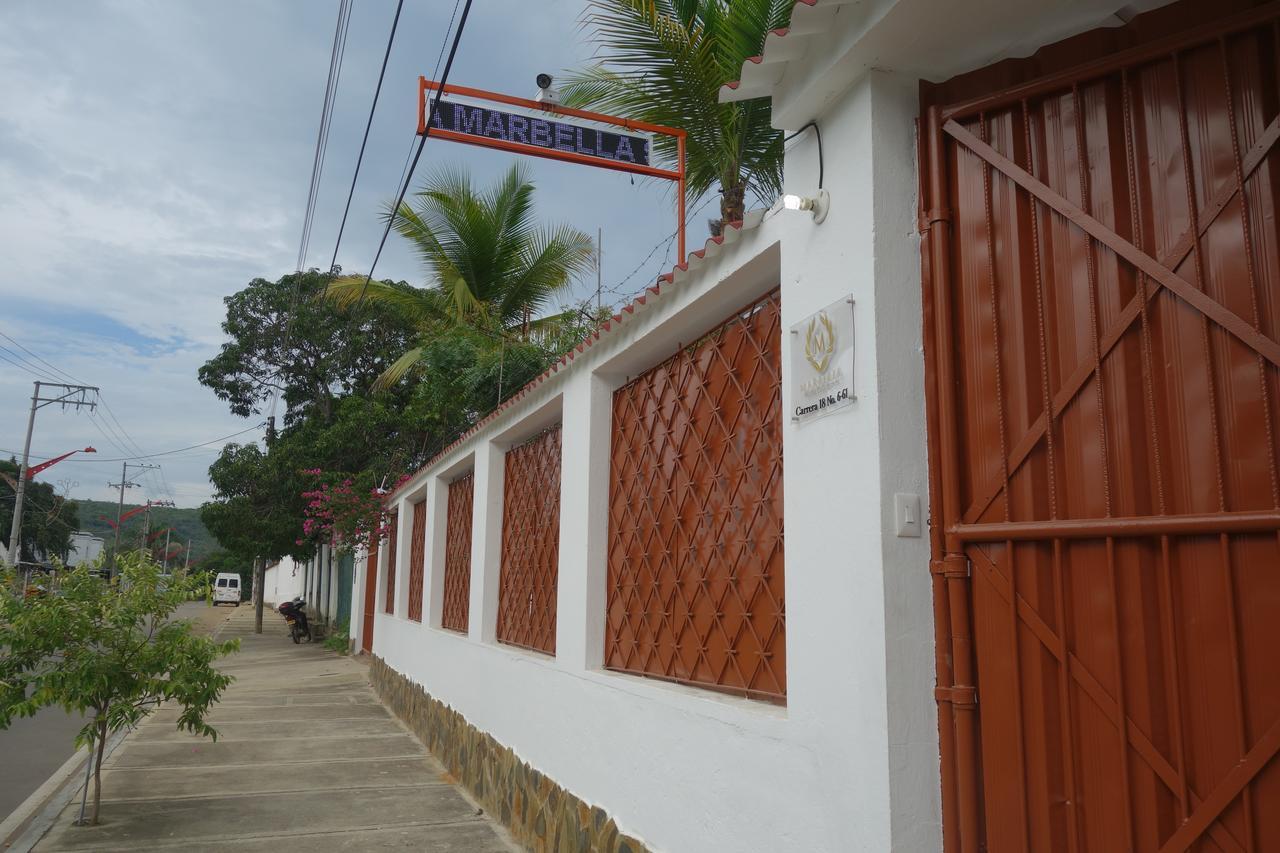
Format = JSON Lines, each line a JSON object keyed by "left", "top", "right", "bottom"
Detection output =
{"left": 298, "top": 469, "right": 410, "bottom": 554}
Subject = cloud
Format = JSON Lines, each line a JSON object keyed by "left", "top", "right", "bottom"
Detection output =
{"left": 0, "top": 0, "right": 687, "bottom": 507}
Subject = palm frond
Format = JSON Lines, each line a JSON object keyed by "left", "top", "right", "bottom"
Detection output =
{"left": 498, "top": 225, "right": 596, "bottom": 328}
{"left": 373, "top": 346, "right": 426, "bottom": 391}
{"left": 559, "top": 0, "right": 790, "bottom": 215}
{"left": 322, "top": 276, "right": 441, "bottom": 327}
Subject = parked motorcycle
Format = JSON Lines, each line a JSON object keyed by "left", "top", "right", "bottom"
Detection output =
{"left": 277, "top": 597, "right": 312, "bottom": 644}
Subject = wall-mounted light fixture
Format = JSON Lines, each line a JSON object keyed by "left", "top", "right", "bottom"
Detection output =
{"left": 778, "top": 189, "right": 830, "bottom": 224}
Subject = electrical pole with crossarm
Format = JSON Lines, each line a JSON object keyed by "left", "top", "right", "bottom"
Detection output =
{"left": 107, "top": 461, "right": 158, "bottom": 576}
{"left": 4, "top": 381, "right": 98, "bottom": 567}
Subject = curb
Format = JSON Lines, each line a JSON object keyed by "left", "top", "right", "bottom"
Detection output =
{"left": 0, "top": 745, "right": 88, "bottom": 850}
{"left": 2, "top": 604, "right": 238, "bottom": 851}
{"left": 0, "top": 727, "right": 129, "bottom": 853}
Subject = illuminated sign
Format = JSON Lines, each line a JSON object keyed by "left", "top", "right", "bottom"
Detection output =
{"left": 428, "top": 99, "right": 651, "bottom": 168}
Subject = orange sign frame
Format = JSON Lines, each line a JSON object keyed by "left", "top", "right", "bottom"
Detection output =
{"left": 418, "top": 77, "right": 687, "bottom": 264}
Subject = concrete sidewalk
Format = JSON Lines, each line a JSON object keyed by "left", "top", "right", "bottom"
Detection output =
{"left": 33, "top": 606, "right": 518, "bottom": 852}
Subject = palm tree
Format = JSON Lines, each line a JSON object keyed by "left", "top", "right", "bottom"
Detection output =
{"left": 558, "top": 0, "right": 792, "bottom": 233}
{"left": 326, "top": 164, "right": 595, "bottom": 388}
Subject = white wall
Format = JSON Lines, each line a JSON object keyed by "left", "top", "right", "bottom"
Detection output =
{"left": 263, "top": 556, "right": 304, "bottom": 606}
{"left": 352, "top": 18, "right": 958, "bottom": 853}
{"left": 779, "top": 70, "right": 939, "bottom": 852}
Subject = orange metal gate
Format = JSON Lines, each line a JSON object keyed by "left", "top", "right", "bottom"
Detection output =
{"left": 920, "top": 4, "right": 1280, "bottom": 851}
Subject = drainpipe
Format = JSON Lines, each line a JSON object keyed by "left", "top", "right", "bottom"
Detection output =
{"left": 924, "top": 104, "right": 980, "bottom": 853}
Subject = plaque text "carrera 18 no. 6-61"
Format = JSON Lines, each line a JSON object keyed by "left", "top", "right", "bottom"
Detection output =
{"left": 428, "top": 99, "right": 651, "bottom": 167}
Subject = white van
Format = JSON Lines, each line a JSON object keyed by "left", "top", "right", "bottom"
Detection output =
{"left": 213, "top": 572, "right": 242, "bottom": 606}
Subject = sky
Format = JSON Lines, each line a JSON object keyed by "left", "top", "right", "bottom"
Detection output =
{"left": 0, "top": 0, "right": 690, "bottom": 509}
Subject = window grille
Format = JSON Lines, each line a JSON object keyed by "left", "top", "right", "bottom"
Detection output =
{"left": 361, "top": 543, "right": 377, "bottom": 653}
{"left": 441, "top": 470, "right": 474, "bottom": 633}
{"left": 407, "top": 499, "right": 427, "bottom": 622}
{"left": 384, "top": 510, "right": 398, "bottom": 615}
{"left": 606, "top": 289, "right": 785, "bottom": 701}
{"left": 497, "top": 425, "right": 562, "bottom": 655}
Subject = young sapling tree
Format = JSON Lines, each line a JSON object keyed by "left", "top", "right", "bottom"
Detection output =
{"left": 0, "top": 554, "right": 239, "bottom": 825}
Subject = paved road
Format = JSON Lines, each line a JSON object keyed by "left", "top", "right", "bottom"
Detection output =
{"left": 33, "top": 606, "right": 517, "bottom": 851}
{"left": 0, "top": 602, "right": 227, "bottom": 824}
{"left": 0, "top": 700, "right": 88, "bottom": 821}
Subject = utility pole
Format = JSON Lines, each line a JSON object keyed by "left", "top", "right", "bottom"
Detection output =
{"left": 109, "top": 462, "right": 134, "bottom": 573}
{"left": 184, "top": 539, "right": 191, "bottom": 571}
{"left": 139, "top": 500, "right": 174, "bottom": 560}
{"left": 162, "top": 527, "right": 171, "bottom": 571}
{"left": 253, "top": 556, "right": 264, "bottom": 634}
{"left": 5, "top": 381, "right": 98, "bottom": 567}
{"left": 108, "top": 461, "right": 157, "bottom": 576}
{"left": 596, "top": 227, "right": 603, "bottom": 312}
{"left": 140, "top": 502, "right": 150, "bottom": 559}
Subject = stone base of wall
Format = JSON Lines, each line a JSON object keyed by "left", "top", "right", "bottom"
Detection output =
{"left": 369, "top": 656, "right": 651, "bottom": 853}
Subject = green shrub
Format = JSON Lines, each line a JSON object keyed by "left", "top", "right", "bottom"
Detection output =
{"left": 323, "top": 620, "right": 350, "bottom": 655}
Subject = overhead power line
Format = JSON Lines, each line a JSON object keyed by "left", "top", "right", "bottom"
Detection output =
{"left": 329, "top": 0, "right": 407, "bottom": 272}
{"left": 1, "top": 423, "right": 266, "bottom": 465}
{"left": 271, "top": 0, "right": 356, "bottom": 425}
{"left": 296, "top": 0, "right": 354, "bottom": 273}
{"left": 349, "top": 0, "right": 475, "bottom": 313}
{"left": 0, "top": 347, "right": 56, "bottom": 380}
{"left": 0, "top": 328, "right": 183, "bottom": 503}
{"left": 0, "top": 329, "right": 84, "bottom": 385}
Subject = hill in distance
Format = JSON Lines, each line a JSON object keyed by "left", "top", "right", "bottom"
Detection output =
{"left": 71, "top": 499, "right": 220, "bottom": 567}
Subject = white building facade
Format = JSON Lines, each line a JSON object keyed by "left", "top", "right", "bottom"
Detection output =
{"left": 349, "top": 1, "right": 1280, "bottom": 850}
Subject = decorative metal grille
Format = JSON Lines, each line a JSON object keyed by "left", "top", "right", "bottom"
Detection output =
{"left": 606, "top": 289, "right": 785, "bottom": 701}
{"left": 383, "top": 510, "right": 398, "bottom": 615}
{"left": 407, "top": 499, "right": 427, "bottom": 622}
{"left": 497, "top": 426, "right": 562, "bottom": 655}
{"left": 361, "top": 543, "right": 377, "bottom": 653}
{"left": 441, "top": 470, "right": 474, "bottom": 633}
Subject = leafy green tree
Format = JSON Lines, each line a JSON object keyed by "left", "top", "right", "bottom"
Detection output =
{"left": 325, "top": 164, "right": 595, "bottom": 388}
{"left": 0, "top": 554, "right": 238, "bottom": 825}
{"left": 0, "top": 459, "right": 80, "bottom": 564}
{"left": 202, "top": 442, "right": 306, "bottom": 565}
{"left": 559, "top": 0, "right": 792, "bottom": 231}
{"left": 202, "top": 394, "right": 421, "bottom": 564}
{"left": 198, "top": 270, "right": 418, "bottom": 425}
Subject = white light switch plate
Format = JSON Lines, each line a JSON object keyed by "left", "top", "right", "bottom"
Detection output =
{"left": 894, "top": 493, "right": 922, "bottom": 538}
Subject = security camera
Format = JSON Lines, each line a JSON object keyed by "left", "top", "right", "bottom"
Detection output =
{"left": 535, "top": 73, "right": 559, "bottom": 107}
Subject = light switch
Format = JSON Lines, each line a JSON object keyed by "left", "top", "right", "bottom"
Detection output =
{"left": 894, "top": 493, "right": 922, "bottom": 538}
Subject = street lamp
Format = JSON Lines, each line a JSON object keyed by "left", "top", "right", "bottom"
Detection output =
{"left": 4, "top": 445, "right": 96, "bottom": 567}
{"left": 24, "top": 447, "right": 97, "bottom": 480}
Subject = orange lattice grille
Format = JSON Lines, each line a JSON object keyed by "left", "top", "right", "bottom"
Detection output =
{"left": 606, "top": 289, "right": 785, "bottom": 701}
{"left": 384, "top": 510, "right": 398, "bottom": 615}
{"left": 441, "top": 471, "right": 474, "bottom": 633}
{"left": 407, "top": 499, "right": 426, "bottom": 622}
{"left": 497, "top": 426, "right": 562, "bottom": 655}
